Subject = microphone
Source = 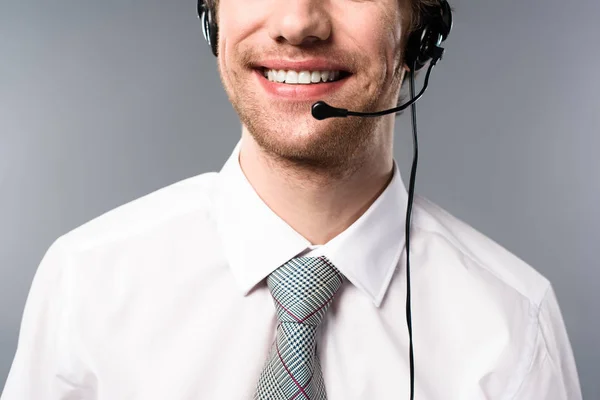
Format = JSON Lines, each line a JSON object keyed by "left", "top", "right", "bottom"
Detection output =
{"left": 310, "top": 102, "right": 348, "bottom": 120}
{"left": 311, "top": 58, "right": 437, "bottom": 121}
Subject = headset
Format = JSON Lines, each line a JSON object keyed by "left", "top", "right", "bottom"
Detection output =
{"left": 197, "top": 1, "right": 453, "bottom": 399}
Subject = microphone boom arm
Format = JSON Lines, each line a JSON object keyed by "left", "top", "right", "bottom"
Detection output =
{"left": 311, "top": 54, "right": 439, "bottom": 120}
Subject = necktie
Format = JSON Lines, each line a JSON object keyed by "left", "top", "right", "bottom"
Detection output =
{"left": 254, "top": 256, "right": 345, "bottom": 400}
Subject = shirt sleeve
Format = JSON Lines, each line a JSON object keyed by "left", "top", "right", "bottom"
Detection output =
{"left": 1, "top": 237, "right": 88, "bottom": 399}
{"left": 511, "top": 284, "right": 582, "bottom": 400}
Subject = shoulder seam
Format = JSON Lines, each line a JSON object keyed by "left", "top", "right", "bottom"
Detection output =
{"left": 59, "top": 172, "right": 217, "bottom": 254}
{"left": 504, "top": 284, "right": 550, "bottom": 400}
{"left": 413, "top": 195, "right": 546, "bottom": 305}
{"left": 412, "top": 221, "right": 540, "bottom": 308}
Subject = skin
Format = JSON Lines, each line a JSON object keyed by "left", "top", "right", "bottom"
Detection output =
{"left": 216, "top": 0, "right": 411, "bottom": 245}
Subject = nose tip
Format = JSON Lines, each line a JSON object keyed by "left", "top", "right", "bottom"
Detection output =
{"left": 269, "top": 2, "right": 332, "bottom": 48}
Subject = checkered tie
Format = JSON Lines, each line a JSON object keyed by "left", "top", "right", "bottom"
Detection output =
{"left": 254, "top": 256, "right": 345, "bottom": 400}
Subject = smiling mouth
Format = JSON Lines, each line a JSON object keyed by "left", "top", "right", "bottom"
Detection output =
{"left": 258, "top": 67, "right": 352, "bottom": 85}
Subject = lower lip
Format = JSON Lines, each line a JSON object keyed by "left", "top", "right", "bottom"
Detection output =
{"left": 254, "top": 69, "right": 350, "bottom": 101}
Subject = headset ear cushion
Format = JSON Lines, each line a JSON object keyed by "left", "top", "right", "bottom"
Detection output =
{"left": 208, "top": 10, "right": 218, "bottom": 56}
{"left": 404, "top": 0, "right": 452, "bottom": 71}
{"left": 198, "top": 1, "right": 218, "bottom": 56}
{"left": 405, "top": 26, "right": 427, "bottom": 72}
{"left": 418, "top": 26, "right": 440, "bottom": 67}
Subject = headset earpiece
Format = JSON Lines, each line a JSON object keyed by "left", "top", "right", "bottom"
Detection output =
{"left": 198, "top": 0, "right": 218, "bottom": 56}
{"left": 405, "top": 0, "right": 453, "bottom": 71}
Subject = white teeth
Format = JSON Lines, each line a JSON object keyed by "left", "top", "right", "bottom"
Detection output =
{"left": 276, "top": 70, "right": 286, "bottom": 83}
{"left": 264, "top": 69, "right": 344, "bottom": 84}
{"left": 311, "top": 71, "right": 320, "bottom": 83}
{"left": 298, "top": 71, "right": 311, "bottom": 84}
{"left": 285, "top": 70, "right": 299, "bottom": 84}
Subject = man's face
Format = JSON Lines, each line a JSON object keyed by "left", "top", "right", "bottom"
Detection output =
{"left": 216, "top": 0, "right": 408, "bottom": 170}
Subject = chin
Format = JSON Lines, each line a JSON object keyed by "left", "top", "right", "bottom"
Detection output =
{"left": 238, "top": 92, "right": 380, "bottom": 168}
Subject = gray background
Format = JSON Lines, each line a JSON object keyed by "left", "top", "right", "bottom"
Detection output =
{"left": 1, "top": 0, "right": 598, "bottom": 397}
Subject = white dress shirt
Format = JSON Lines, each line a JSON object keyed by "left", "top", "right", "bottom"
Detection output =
{"left": 2, "top": 138, "right": 582, "bottom": 400}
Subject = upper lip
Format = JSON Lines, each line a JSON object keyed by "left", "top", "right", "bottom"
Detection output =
{"left": 256, "top": 59, "right": 352, "bottom": 73}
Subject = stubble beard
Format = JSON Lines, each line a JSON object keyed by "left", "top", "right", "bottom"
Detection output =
{"left": 219, "top": 58, "right": 398, "bottom": 181}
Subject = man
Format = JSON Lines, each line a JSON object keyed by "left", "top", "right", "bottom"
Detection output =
{"left": 2, "top": 0, "right": 582, "bottom": 399}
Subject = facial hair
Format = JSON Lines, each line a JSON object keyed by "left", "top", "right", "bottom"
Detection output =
{"left": 218, "top": 43, "right": 404, "bottom": 180}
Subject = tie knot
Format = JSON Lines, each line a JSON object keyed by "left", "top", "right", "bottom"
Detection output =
{"left": 267, "top": 256, "right": 345, "bottom": 326}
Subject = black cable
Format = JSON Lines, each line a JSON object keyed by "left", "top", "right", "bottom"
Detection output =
{"left": 345, "top": 61, "right": 435, "bottom": 118}
{"left": 312, "top": 57, "right": 439, "bottom": 400}
{"left": 405, "top": 62, "right": 419, "bottom": 400}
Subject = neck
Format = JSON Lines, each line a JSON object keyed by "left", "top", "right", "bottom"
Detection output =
{"left": 238, "top": 121, "right": 395, "bottom": 245}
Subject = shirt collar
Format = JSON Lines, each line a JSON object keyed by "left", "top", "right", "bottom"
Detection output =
{"left": 212, "top": 138, "right": 408, "bottom": 307}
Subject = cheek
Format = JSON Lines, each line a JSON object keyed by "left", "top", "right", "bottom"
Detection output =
{"left": 218, "top": 0, "right": 268, "bottom": 47}
{"left": 216, "top": 28, "right": 244, "bottom": 90}
{"left": 381, "top": 25, "right": 405, "bottom": 88}
{"left": 216, "top": 1, "right": 257, "bottom": 65}
{"left": 360, "top": 11, "right": 404, "bottom": 78}
{"left": 384, "top": 14, "right": 405, "bottom": 69}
